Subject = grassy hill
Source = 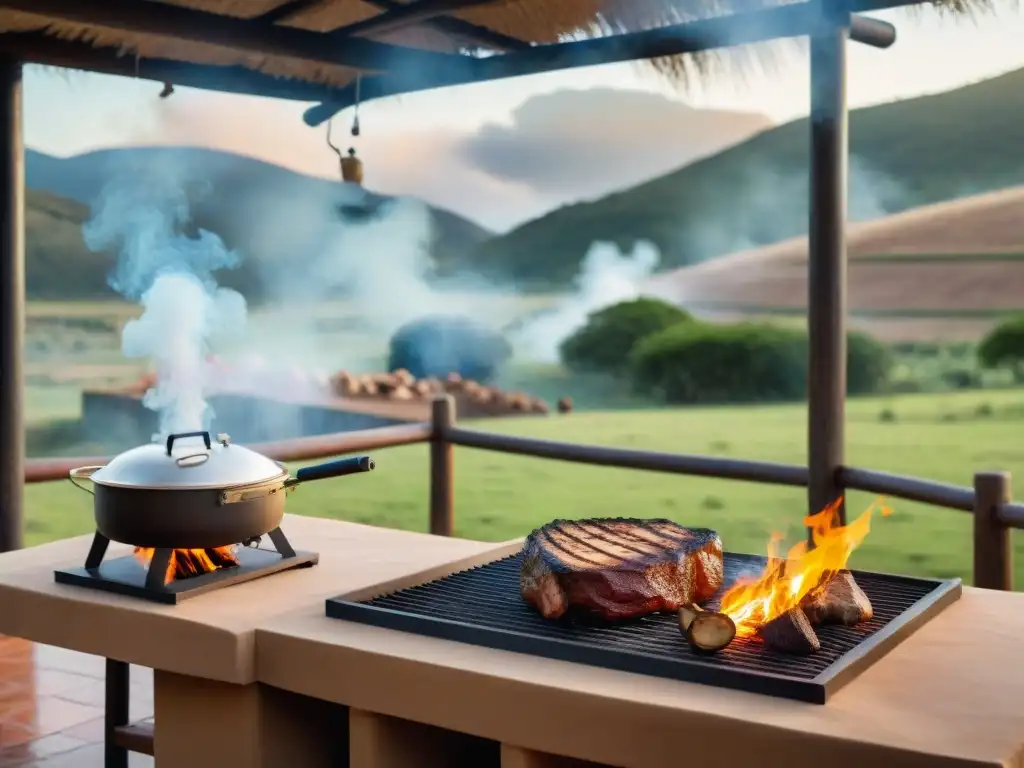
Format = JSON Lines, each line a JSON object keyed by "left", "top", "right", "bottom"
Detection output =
{"left": 477, "top": 66, "right": 1024, "bottom": 288}
{"left": 24, "top": 146, "right": 492, "bottom": 302}
{"left": 650, "top": 186, "right": 1024, "bottom": 342}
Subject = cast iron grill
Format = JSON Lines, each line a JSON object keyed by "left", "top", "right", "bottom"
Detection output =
{"left": 326, "top": 552, "right": 961, "bottom": 703}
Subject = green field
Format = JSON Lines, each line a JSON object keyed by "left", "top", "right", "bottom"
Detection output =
{"left": 26, "top": 388, "right": 1024, "bottom": 587}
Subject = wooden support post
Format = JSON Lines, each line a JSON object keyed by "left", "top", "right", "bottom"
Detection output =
{"left": 806, "top": 14, "right": 849, "bottom": 534}
{"left": 0, "top": 55, "right": 22, "bottom": 553}
{"left": 973, "top": 471, "right": 1012, "bottom": 590}
{"left": 430, "top": 395, "right": 455, "bottom": 536}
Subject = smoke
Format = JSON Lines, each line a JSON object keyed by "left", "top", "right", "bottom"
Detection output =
{"left": 510, "top": 240, "right": 661, "bottom": 364}
{"left": 684, "top": 154, "right": 908, "bottom": 263}
{"left": 83, "top": 161, "right": 247, "bottom": 440}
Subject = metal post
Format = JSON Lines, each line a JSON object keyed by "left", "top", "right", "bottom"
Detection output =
{"left": 429, "top": 395, "right": 455, "bottom": 536}
{"left": 807, "top": 16, "right": 849, "bottom": 531}
{"left": 105, "top": 658, "right": 130, "bottom": 768}
{"left": 0, "top": 56, "right": 22, "bottom": 553}
{"left": 973, "top": 471, "right": 1012, "bottom": 590}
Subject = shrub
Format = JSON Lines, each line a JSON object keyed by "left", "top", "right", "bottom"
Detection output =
{"left": 387, "top": 315, "right": 512, "bottom": 383}
{"left": 559, "top": 297, "right": 692, "bottom": 376}
{"left": 847, "top": 331, "right": 894, "bottom": 395}
{"left": 630, "top": 323, "right": 892, "bottom": 404}
{"left": 629, "top": 323, "right": 809, "bottom": 404}
{"left": 978, "top": 315, "right": 1024, "bottom": 381}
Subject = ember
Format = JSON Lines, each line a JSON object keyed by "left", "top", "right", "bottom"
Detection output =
{"left": 134, "top": 546, "right": 240, "bottom": 584}
{"left": 719, "top": 497, "right": 891, "bottom": 638}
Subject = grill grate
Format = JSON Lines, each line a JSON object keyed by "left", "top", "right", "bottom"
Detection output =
{"left": 326, "top": 552, "right": 961, "bottom": 703}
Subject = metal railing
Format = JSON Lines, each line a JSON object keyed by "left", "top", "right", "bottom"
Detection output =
{"left": 23, "top": 394, "right": 1024, "bottom": 591}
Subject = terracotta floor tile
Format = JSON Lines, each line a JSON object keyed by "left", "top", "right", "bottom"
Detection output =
{"left": 13, "top": 697, "right": 99, "bottom": 737}
{"left": 31, "top": 742, "right": 155, "bottom": 767}
{"left": 55, "top": 681, "right": 152, "bottom": 723}
{"left": 0, "top": 732, "right": 89, "bottom": 766}
{"left": 30, "top": 672, "right": 97, "bottom": 700}
{"left": 61, "top": 716, "right": 104, "bottom": 745}
{"left": 30, "top": 649, "right": 104, "bottom": 680}
{"left": 0, "top": 640, "right": 31, "bottom": 662}
{"left": 0, "top": 723, "right": 34, "bottom": 749}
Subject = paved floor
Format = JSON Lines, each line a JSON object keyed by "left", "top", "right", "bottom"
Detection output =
{"left": 0, "top": 636, "right": 154, "bottom": 767}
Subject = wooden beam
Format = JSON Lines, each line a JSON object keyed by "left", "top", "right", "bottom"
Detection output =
{"left": 332, "top": 0, "right": 501, "bottom": 39}
{"left": 256, "top": 0, "right": 333, "bottom": 24}
{"left": 258, "top": 0, "right": 527, "bottom": 52}
{"left": 302, "top": 0, "right": 897, "bottom": 126}
{"left": 0, "top": 0, "right": 461, "bottom": 73}
{"left": 3, "top": 32, "right": 349, "bottom": 103}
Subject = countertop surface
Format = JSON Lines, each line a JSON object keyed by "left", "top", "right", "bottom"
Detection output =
{"left": 256, "top": 562, "right": 1024, "bottom": 768}
{"left": 0, "top": 514, "right": 497, "bottom": 684}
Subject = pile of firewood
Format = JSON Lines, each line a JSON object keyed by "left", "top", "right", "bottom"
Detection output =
{"left": 329, "top": 370, "right": 550, "bottom": 416}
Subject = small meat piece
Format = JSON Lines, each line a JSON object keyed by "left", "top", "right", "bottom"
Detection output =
{"left": 557, "top": 397, "right": 573, "bottom": 414}
{"left": 520, "top": 518, "right": 724, "bottom": 622}
{"left": 758, "top": 608, "right": 820, "bottom": 655}
{"left": 802, "top": 571, "right": 873, "bottom": 626}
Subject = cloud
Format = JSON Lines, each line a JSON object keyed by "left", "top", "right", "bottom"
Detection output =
{"left": 454, "top": 87, "right": 773, "bottom": 200}
{"left": 27, "top": 73, "right": 770, "bottom": 232}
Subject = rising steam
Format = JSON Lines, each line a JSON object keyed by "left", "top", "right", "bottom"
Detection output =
{"left": 83, "top": 165, "right": 247, "bottom": 439}
{"left": 510, "top": 240, "right": 661, "bottom": 364}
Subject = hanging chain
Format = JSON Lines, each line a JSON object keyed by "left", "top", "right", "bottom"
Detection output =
{"left": 351, "top": 74, "right": 361, "bottom": 137}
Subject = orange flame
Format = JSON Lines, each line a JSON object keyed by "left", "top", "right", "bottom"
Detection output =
{"left": 719, "top": 497, "right": 891, "bottom": 636}
{"left": 133, "top": 546, "right": 239, "bottom": 584}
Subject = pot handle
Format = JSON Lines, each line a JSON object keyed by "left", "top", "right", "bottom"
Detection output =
{"left": 291, "top": 455, "right": 375, "bottom": 485}
{"left": 166, "top": 431, "right": 212, "bottom": 456}
{"left": 69, "top": 466, "right": 103, "bottom": 496}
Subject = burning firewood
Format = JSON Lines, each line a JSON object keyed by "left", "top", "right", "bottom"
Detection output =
{"left": 801, "top": 571, "right": 873, "bottom": 626}
{"left": 758, "top": 608, "right": 821, "bottom": 655}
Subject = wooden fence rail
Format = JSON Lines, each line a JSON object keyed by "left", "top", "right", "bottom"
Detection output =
{"left": 21, "top": 394, "right": 1024, "bottom": 591}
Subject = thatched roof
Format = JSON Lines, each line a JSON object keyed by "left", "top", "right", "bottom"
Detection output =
{"left": 0, "top": 0, "right": 991, "bottom": 102}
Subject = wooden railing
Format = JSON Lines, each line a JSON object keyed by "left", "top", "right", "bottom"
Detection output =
{"left": 23, "top": 394, "right": 1024, "bottom": 591}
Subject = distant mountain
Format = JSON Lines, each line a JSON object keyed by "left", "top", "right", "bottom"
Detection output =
{"left": 476, "top": 66, "right": 1024, "bottom": 289}
{"left": 24, "top": 146, "right": 493, "bottom": 301}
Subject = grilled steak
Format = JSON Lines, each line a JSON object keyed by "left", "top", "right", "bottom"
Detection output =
{"left": 520, "top": 518, "right": 724, "bottom": 621}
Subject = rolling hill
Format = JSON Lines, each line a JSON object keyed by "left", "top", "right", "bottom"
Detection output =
{"left": 476, "top": 66, "right": 1024, "bottom": 289}
{"left": 24, "top": 146, "right": 492, "bottom": 301}
{"left": 650, "top": 186, "right": 1024, "bottom": 342}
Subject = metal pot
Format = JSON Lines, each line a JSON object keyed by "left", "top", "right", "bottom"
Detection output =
{"left": 69, "top": 430, "right": 375, "bottom": 549}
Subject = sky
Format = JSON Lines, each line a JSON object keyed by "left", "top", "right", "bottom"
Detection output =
{"left": 23, "top": 4, "right": 1024, "bottom": 231}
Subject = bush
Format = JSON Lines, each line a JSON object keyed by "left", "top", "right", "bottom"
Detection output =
{"left": 847, "top": 331, "right": 894, "bottom": 395}
{"left": 559, "top": 298, "right": 692, "bottom": 376}
{"left": 629, "top": 323, "right": 892, "bottom": 404}
{"left": 387, "top": 315, "right": 512, "bottom": 383}
{"left": 978, "top": 315, "right": 1024, "bottom": 381}
{"left": 630, "top": 323, "right": 809, "bottom": 404}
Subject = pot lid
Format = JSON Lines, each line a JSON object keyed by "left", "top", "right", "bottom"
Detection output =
{"left": 90, "top": 431, "right": 287, "bottom": 490}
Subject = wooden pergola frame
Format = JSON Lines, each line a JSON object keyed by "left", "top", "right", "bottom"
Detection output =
{"left": 0, "top": 0, "right": 906, "bottom": 551}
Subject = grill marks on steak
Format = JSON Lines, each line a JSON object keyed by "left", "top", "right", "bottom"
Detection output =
{"left": 520, "top": 518, "right": 724, "bottom": 621}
